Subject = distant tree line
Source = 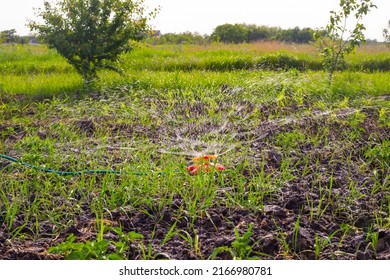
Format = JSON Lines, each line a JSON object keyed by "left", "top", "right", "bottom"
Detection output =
{"left": 211, "top": 24, "right": 315, "bottom": 44}
{"left": 3, "top": 21, "right": 385, "bottom": 47}
{"left": 149, "top": 31, "right": 207, "bottom": 45}
{"left": 146, "top": 24, "right": 316, "bottom": 45}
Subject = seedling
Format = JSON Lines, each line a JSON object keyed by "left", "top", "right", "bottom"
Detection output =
{"left": 48, "top": 228, "right": 143, "bottom": 260}
{"left": 210, "top": 222, "right": 265, "bottom": 260}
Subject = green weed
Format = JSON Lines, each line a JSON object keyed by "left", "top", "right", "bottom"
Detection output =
{"left": 48, "top": 228, "right": 143, "bottom": 260}
{"left": 210, "top": 222, "right": 264, "bottom": 260}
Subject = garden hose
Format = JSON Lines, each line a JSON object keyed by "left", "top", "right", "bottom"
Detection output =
{"left": 0, "top": 153, "right": 227, "bottom": 176}
{"left": 0, "top": 152, "right": 167, "bottom": 176}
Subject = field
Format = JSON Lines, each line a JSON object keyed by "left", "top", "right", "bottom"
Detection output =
{"left": 0, "top": 42, "right": 389, "bottom": 260}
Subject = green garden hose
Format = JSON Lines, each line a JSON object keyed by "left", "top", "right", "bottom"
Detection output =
{"left": 0, "top": 152, "right": 169, "bottom": 176}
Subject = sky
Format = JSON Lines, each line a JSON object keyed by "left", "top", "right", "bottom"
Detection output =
{"left": 0, "top": 0, "right": 389, "bottom": 41}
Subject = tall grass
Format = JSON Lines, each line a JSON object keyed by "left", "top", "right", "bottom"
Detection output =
{"left": 1, "top": 42, "right": 389, "bottom": 93}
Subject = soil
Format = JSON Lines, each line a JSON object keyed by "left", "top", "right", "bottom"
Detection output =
{"left": 1, "top": 105, "right": 389, "bottom": 260}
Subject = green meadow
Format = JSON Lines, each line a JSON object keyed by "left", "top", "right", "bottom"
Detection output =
{"left": 0, "top": 42, "right": 389, "bottom": 260}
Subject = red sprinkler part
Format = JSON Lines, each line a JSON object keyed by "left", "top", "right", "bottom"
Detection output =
{"left": 186, "top": 155, "right": 226, "bottom": 175}
{"left": 186, "top": 164, "right": 199, "bottom": 175}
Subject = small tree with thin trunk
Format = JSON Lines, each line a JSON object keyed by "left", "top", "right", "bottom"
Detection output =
{"left": 383, "top": 20, "right": 390, "bottom": 47}
{"left": 29, "top": 0, "right": 157, "bottom": 85}
{"left": 315, "top": 0, "right": 376, "bottom": 84}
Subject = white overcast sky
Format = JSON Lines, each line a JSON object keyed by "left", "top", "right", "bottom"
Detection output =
{"left": 0, "top": 0, "right": 389, "bottom": 41}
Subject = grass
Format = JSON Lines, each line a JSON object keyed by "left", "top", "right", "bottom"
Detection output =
{"left": 0, "top": 42, "right": 389, "bottom": 260}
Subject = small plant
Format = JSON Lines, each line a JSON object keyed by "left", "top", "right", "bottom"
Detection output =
{"left": 276, "top": 86, "right": 286, "bottom": 107}
{"left": 314, "top": 235, "right": 331, "bottom": 259}
{"left": 307, "top": 175, "right": 334, "bottom": 222}
{"left": 364, "top": 140, "right": 390, "bottom": 170}
{"left": 210, "top": 222, "right": 262, "bottom": 260}
{"left": 366, "top": 226, "right": 379, "bottom": 251}
{"left": 348, "top": 110, "right": 366, "bottom": 127}
{"left": 378, "top": 108, "right": 390, "bottom": 127}
{"left": 291, "top": 214, "right": 301, "bottom": 252}
{"left": 315, "top": 0, "right": 377, "bottom": 83}
{"left": 344, "top": 110, "right": 366, "bottom": 140}
{"left": 49, "top": 234, "right": 117, "bottom": 260}
{"left": 276, "top": 131, "right": 305, "bottom": 150}
{"left": 313, "top": 226, "right": 346, "bottom": 259}
{"left": 48, "top": 228, "right": 143, "bottom": 260}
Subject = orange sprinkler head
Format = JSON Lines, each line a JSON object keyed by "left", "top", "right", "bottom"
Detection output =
{"left": 186, "top": 162, "right": 226, "bottom": 175}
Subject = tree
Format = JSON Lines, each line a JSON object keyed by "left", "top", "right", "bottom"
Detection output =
{"left": 29, "top": 0, "right": 157, "bottom": 84}
{"left": 315, "top": 0, "right": 377, "bottom": 83}
{"left": 278, "top": 27, "right": 314, "bottom": 44}
{"left": 211, "top": 24, "right": 248, "bottom": 44}
{"left": 383, "top": 20, "right": 390, "bottom": 46}
{"left": 245, "top": 24, "right": 270, "bottom": 42}
{"left": 1, "top": 29, "right": 17, "bottom": 43}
